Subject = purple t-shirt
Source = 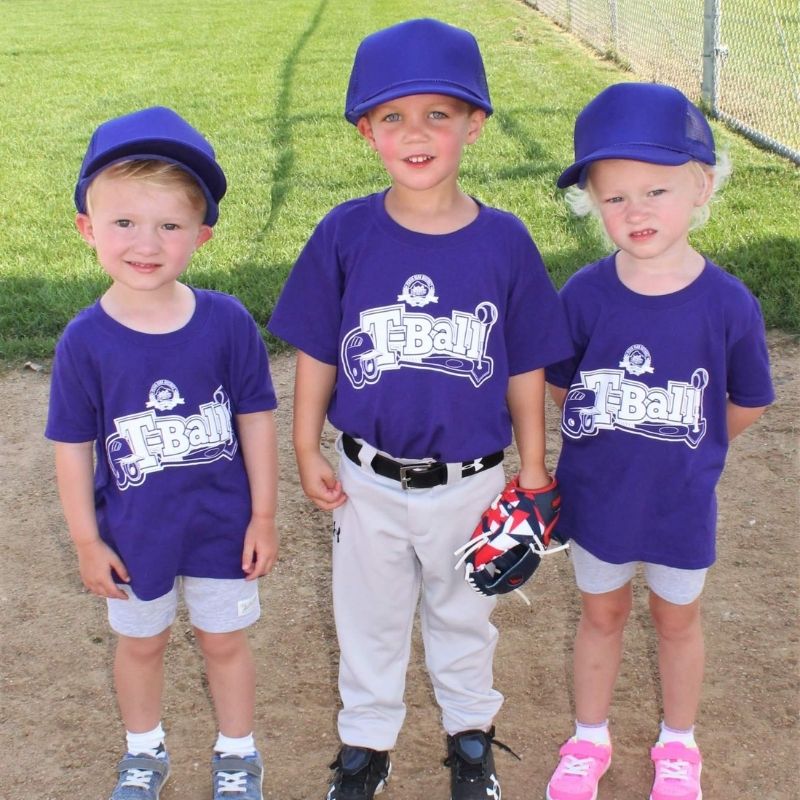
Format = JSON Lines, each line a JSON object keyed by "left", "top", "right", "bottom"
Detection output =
{"left": 268, "top": 191, "right": 573, "bottom": 462}
{"left": 546, "top": 255, "right": 774, "bottom": 569}
{"left": 45, "top": 289, "right": 277, "bottom": 600}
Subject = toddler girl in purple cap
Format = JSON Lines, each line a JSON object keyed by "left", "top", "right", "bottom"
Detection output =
{"left": 47, "top": 106, "right": 278, "bottom": 800}
{"left": 544, "top": 83, "right": 774, "bottom": 800}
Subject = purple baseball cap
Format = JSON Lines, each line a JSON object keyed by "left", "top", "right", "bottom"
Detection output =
{"left": 75, "top": 106, "right": 227, "bottom": 226}
{"left": 557, "top": 83, "right": 716, "bottom": 188}
{"left": 345, "top": 18, "right": 493, "bottom": 125}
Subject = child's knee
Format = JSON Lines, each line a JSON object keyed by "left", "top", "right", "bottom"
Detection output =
{"left": 580, "top": 589, "right": 632, "bottom": 635}
{"left": 116, "top": 628, "right": 171, "bottom": 661}
{"left": 194, "top": 627, "right": 250, "bottom": 661}
{"left": 650, "top": 594, "right": 702, "bottom": 640}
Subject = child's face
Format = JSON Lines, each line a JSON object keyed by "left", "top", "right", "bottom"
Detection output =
{"left": 75, "top": 171, "right": 212, "bottom": 294}
{"left": 588, "top": 159, "right": 712, "bottom": 265}
{"left": 356, "top": 94, "right": 485, "bottom": 194}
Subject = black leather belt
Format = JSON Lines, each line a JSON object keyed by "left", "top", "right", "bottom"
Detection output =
{"left": 342, "top": 433, "right": 503, "bottom": 490}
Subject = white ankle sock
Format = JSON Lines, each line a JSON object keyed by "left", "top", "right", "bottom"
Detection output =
{"left": 126, "top": 722, "right": 165, "bottom": 756}
{"left": 575, "top": 720, "right": 611, "bottom": 745}
{"left": 214, "top": 731, "right": 256, "bottom": 757}
{"left": 658, "top": 722, "right": 697, "bottom": 748}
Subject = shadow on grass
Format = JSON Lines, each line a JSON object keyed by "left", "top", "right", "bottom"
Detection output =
{"left": 0, "top": 273, "right": 106, "bottom": 360}
{"left": 237, "top": 0, "right": 329, "bottom": 263}
{"left": 541, "top": 233, "right": 800, "bottom": 332}
{"left": 490, "top": 108, "right": 566, "bottom": 181}
{"left": 712, "top": 235, "right": 800, "bottom": 333}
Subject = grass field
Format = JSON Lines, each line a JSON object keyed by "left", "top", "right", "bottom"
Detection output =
{"left": 2, "top": 0, "right": 798, "bottom": 361}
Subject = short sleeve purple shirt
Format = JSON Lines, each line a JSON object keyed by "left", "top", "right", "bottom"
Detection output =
{"left": 268, "top": 191, "right": 573, "bottom": 462}
{"left": 546, "top": 255, "right": 774, "bottom": 568}
{"left": 45, "top": 289, "right": 277, "bottom": 600}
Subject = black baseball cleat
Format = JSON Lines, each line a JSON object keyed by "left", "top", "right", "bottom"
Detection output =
{"left": 326, "top": 745, "right": 391, "bottom": 800}
{"left": 444, "top": 727, "right": 519, "bottom": 800}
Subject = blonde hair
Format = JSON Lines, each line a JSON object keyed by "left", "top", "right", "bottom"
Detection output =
{"left": 85, "top": 160, "right": 207, "bottom": 220}
{"left": 565, "top": 152, "right": 732, "bottom": 242}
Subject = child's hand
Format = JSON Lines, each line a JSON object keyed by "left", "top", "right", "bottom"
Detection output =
{"left": 74, "top": 538, "right": 130, "bottom": 599}
{"left": 241, "top": 515, "right": 279, "bottom": 579}
{"left": 297, "top": 450, "right": 347, "bottom": 511}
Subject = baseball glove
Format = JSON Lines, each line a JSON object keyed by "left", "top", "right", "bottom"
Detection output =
{"left": 454, "top": 475, "right": 568, "bottom": 597}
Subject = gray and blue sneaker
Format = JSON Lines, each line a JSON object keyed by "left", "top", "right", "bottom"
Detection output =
{"left": 110, "top": 747, "right": 170, "bottom": 800}
{"left": 212, "top": 751, "right": 264, "bottom": 800}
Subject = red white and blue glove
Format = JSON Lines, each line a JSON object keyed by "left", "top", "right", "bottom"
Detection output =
{"left": 454, "top": 475, "right": 568, "bottom": 597}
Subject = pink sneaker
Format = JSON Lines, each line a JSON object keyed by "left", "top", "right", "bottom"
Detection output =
{"left": 650, "top": 741, "right": 702, "bottom": 800}
{"left": 546, "top": 738, "right": 612, "bottom": 800}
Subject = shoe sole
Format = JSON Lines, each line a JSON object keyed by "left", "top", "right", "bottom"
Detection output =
{"left": 155, "top": 767, "right": 170, "bottom": 800}
{"left": 375, "top": 759, "right": 392, "bottom": 795}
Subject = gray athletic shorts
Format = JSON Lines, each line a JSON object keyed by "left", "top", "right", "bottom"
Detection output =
{"left": 569, "top": 541, "right": 707, "bottom": 605}
{"left": 107, "top": 577, "right": 261, "bottom": 637}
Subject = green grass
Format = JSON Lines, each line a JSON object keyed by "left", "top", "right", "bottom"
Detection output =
{"left": 2, "top": 0, "right": 798, "bottom": 362}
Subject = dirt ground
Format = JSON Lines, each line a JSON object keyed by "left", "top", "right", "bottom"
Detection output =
{"left": 1, "top": 331, "right": 798, "bottom": 800}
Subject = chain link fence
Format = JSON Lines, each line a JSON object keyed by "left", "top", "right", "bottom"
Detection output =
{"left": 524, "top": 0, "right": 800, "bottom": 164}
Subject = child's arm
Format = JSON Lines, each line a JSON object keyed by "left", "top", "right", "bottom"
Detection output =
{"left": 508, "top": 368, "right": 552, "bottom": 490}
{"left": 727, "top": 401, "right": 768, "bottom": 441}
{"left": 294, "top": 351, "right": 346, "bottom": 510}
{"left": 54, "top": 441, "right": 130, "bottom": 599}
{"left": 236, "top": 410, "right": 279, "bottom": 579}
{"left": 547, "top": 383, "right": 568, "bottom": 410}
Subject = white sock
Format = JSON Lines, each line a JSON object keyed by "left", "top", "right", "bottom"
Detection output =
{"left": 126, "top": 722, "right": 165, "bottom": 756}
{"left": 658, "top": 722, "right": 697, "bottom": 748}
{"left": 214, "top": 731, "right": 256, "bottom": 757}
{"left": 575, "top": 720, "right": 611, "bottom": 745}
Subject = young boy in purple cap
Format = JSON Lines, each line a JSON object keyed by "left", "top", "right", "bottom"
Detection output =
{"left": 543, "top": 83, "right": 774, "bottom": 800}
{"left": 46, "top": 106, "right": 278, "bottom": 800}
{"left": 268, "top": 17, "right": 572, "bottom": 800}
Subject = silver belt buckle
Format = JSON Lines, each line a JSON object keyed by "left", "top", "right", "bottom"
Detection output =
{"left": 399, "top": 462, "right": 433, "bottom": 490}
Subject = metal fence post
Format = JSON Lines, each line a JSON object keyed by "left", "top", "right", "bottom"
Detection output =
{"left": 702, "top": 0, "right": 721, "bottom": 113}
{"left": 609, "top": 0, "right": 619, "bottom": 54}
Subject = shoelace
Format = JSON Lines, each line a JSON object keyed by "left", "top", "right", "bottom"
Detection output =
{"left": 121, "top": 768, "right": 155, "bottom": 789}
{"left": 216, "top": 769, "right": 249, "bottom": 793}
{"left": 657, "top": 758, "right": 692, "bottom": 782}
{"left": 558, "top": 754, "right": 596, "bottom": 777}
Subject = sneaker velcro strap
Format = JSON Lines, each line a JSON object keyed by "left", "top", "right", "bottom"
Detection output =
{"left": 212, "top": 756, "right": 263, "bottom": 776}
{"left": 650, "top": 743, "right": 701, "bottom": 764}
{"left": 117, "top": 755, "right": 169, "bottom": 776}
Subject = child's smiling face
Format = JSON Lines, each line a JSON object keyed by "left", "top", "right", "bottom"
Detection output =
{"left": 76, "top": 170, "right": 212, "bottom": 296}
{"left": 356, "top": 93, "right": 485, "bottom": 196}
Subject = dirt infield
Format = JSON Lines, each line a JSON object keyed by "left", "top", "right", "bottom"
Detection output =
{"left": 2, "top": 332, "right": 797, "bottom": 799}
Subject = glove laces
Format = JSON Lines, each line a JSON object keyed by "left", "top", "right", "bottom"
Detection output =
{"left": 453, "top": 528, "right": 567, "bottom": 570}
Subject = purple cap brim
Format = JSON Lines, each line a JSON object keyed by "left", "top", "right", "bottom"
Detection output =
{"left": 75, "top": 154, "right": 225, "bottom": 226}
{"left": 74, "top": 107, "right": 227, "bottom": 226}
{"left": 345, "top": 81, "right": 493, "bottom": 124}
{"left": 557, "top": 144, "right": 699, "bottom": 188}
